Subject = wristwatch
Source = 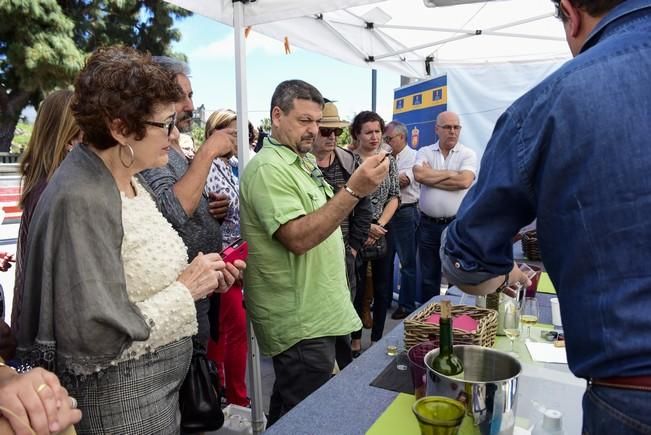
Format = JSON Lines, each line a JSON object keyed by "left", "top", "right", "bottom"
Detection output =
{"left": 495, "top": 273, "right": 510, "bottom": 293}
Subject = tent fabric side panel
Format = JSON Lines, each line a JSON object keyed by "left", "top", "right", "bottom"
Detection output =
{"left": 435, "top": 60, "right": 567, "bottom": 160}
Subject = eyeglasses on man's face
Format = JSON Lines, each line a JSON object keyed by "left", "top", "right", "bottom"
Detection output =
{"left": 144, "top": 113, "right": 177, "bottom": 137}
{"left": 437, "top": 124, "right": 462, "bottom": 132}
{"left": 383, "top": 133, "right": 400, "bottom": 143}
{"left": 319, "top": 127, "right": 344, "bottom": 137}
{"left": 551, "top": 0, "right": 566, "bottom": 20}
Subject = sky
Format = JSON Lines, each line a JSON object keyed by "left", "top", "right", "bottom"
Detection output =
{"left": 171, "top": 13, "right": 402, "bottom": 128}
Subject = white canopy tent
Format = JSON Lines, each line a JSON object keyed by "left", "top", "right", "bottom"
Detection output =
{"left": 167, "top": 0, "right": 570, "bottom": 158}
{"left": 163, "top": 1, "right": 571, "bottom": 432}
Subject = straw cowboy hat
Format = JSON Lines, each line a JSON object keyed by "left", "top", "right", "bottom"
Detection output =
{"left": 320, "top": 102, "right": 349, "bottom": 128}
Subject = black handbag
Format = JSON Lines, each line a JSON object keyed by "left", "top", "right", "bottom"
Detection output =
{"left": 360, "top": 235, "right": 388, "bottom": 261}
{"left": 179, "top": 351, "right": 225, "bottom": 433}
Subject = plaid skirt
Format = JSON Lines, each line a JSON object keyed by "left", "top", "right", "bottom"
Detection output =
{"left": 67, "top": 337, "right": 192, "bottom": 435}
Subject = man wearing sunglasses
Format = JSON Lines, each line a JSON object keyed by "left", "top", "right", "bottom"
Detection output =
{"left": 413, "top": 111, "right": 477, "bottom": 302}
{"left": 310, "top": 101, "right": 373, "bottom": 367}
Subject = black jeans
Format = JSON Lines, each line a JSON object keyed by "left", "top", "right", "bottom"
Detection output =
{"left": 352, "top": 252, "right": 394, "bottom": 342}
{"left": 268, "top": 336, "right": 336, "bottom": 426}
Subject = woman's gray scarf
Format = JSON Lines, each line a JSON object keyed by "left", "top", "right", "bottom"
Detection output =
{"left": 16, "top": 144, "right": 150, "bottom": 379}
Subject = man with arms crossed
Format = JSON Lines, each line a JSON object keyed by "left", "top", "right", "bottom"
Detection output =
{"left": 441, "top": 1, "right": 651, "bottom": 433}
{"left": 240, "top": 80, "right": 388, "bottom": 424}
{"left": 413, "top": 111, "right": 477, "bottom": 302}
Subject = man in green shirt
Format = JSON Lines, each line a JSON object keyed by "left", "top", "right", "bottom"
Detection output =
{"left": 240, "top": 80, "right": 389, "bottom": 424}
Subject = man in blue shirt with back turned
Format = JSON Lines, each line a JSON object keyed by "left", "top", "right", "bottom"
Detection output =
{"left": 441, "top": 1, "right": 651, "bottom": 433}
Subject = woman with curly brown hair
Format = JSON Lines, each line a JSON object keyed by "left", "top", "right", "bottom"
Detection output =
{"left": 15, "top": 46, "right": 245, "bottom": 434}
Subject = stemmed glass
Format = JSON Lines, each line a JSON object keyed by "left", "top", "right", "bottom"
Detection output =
{"left": 503, "top": 302, "right": 520, "bottom": 357}
{"left": 521, "top": 297, "right": 539, "bottom": 339}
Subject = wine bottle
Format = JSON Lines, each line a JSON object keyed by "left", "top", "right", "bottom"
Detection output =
{"left": 432, "top": 301, "right": 464, "bottom": 377}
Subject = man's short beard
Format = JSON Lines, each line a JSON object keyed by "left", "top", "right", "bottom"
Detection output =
{"left": 296, "top": 142, "right": 313, "bottom": 155}
{"left": 177, "top": 111, "right": 194, "bottom": 133}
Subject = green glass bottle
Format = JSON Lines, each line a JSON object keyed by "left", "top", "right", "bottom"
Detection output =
{"left": 432, "top": 301, "right": 464, "bottom": 376}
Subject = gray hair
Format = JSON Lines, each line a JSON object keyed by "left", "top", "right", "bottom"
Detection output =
{"left": 270, "top": 80, "right": 323, "bottom": 118}
{"left": 386, "top": 120, "right": 407, "bottom": 138}
{"left": 152, "top": 56, "right": 191, "bottom": 76}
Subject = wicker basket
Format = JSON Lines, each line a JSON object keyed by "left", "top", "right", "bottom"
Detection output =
{"left": 403, "top": 303, "right": 498, "bottom": 349}
{"left": 522, "top": 230, "right": 542, "bottom": 261}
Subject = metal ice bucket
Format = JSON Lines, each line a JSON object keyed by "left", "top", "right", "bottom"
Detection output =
{"left": 425, "top": 345, "right": 522, "bottom": 435}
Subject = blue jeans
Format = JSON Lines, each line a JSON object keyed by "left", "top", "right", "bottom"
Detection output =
{"left": 387, "top": 206, "right": 419, "bottom": 311}
{"left": 418, "top": 218, "right": 448, "bottom": 302}
{"left": 583, "top": 384, "right": 651, "bottom": 434}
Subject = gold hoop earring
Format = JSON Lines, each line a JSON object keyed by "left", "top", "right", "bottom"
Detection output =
{"left": 119, "top": 143, "right": 135, "bottom": 168}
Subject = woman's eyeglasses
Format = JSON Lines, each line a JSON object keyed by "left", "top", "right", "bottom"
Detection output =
{"left": 144, "top": 113, "right": 177, "bottom": 137}
{"left": 319, "top": 127, "right": 344, "bottom": 137}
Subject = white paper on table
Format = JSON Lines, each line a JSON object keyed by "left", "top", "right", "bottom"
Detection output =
{"left": 525, "top": 341, "right": 568, "bottom": 364}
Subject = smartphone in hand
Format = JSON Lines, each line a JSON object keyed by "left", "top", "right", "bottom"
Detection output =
{"left": 220, "top": 238, "right": 248, "bottom": 263}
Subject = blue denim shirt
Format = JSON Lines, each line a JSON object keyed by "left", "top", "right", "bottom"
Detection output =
{"left": 442, "top": 0, "right": 651, "bottom": 379}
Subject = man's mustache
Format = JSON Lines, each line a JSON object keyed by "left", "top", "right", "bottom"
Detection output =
{"left": 177, "top": 111, "right": 194, "bottom": 123}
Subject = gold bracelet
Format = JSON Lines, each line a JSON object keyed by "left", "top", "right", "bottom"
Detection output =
{"left": 343, "top": 184, "right": 362, "bottom": 200}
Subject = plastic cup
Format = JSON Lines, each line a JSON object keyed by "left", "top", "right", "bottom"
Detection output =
{"left": 396, "top": 351, "right": 409, "bottom": 371}
{"left": 412, "top": 396, "right": 465, "bottom": 435}
{"left": 550, "top": 297, "right": 562, "bottom": 327}
{"left": 408, "top": 340, "right": 438, "bottom": 399}
{"left": 518, "top": 263, "right": 542, "bottom": 298}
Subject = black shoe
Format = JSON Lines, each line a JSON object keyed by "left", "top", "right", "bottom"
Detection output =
{"left": 391, "top": 306, "right": 412, "bottom": 320}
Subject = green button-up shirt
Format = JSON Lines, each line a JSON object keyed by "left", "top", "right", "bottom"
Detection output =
{"left": 240, "top": 139, "right": 362, "bottom": 356}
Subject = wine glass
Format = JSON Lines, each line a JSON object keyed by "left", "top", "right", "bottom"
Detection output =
{"left": 521, "top": 297, "right": 539, "bottom": 339}
{"left": 503, "top": 302, "right": 520, "bottom": 357}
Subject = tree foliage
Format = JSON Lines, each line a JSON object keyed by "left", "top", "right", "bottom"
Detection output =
{"left": 0, "top": 0, "right": 192, "bottom": 152}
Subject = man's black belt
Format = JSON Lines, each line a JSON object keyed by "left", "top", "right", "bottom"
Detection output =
{"left": 421, "top": 213, "right": 455, "bottom": 225}
{"left": 399, "top": 202, "right": 418, "bottom": 209}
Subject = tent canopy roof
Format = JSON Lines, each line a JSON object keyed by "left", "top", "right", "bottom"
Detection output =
{"left": 168, "top": 0, "right": 571, "bottom": 78}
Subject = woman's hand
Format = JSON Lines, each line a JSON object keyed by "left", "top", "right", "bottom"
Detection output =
{"left": 368, "top": 223, "right": 387, "bottom": 240}
{"left": 178, "top": 252, "right": 229, "bottom": 300}
{"left": 0, "top": 321, "right": 16, "bottom": 361}
{"left": 0, "top": 367, "right": 82, "bottom": 435}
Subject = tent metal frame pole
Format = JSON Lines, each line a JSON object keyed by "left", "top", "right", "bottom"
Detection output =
{"left": 233, "top": 2, "right": 264, "bottom": 435}
{"left": 234, "top": 1, "right": 251, "bottom": 170}
{"left": 371, "top": 69, "right": 377, "bottom": 112}
{"left": 373, "top": 13, "right": 561, "bottom": 60}
{"left": 316, "top": 17, "right": 370, "bottom": 60}
{"left": 375, "top": 13, "right": 553, "bottom": 33}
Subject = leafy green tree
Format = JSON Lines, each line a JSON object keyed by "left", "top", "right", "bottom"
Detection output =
{"left": 191, "top": 124, "right": 205, "bottom": 148}
{"left": 0, "top": 0, "right": 192, "bottom": 152}
{"left": 0, "top": 0, "right": 83, "bottom": 152}
{"left": 337, "top": 128, "right": 352, "bottom": 148}
{"left": 259, "top": 117, "right": 272, "bottom": 134}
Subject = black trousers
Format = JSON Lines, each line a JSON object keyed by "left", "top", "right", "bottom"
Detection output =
{"left": 268, "top": 336, "right": 336, "bottom": 426}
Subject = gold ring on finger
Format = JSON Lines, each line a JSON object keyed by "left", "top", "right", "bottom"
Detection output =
{"left": 36, "top": 383, "right": 48, "bottom": 393}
